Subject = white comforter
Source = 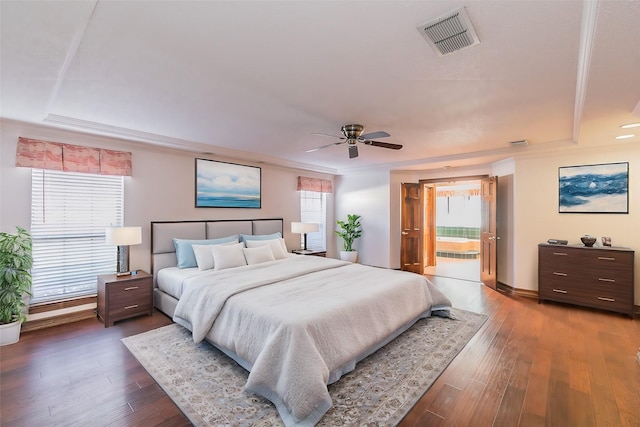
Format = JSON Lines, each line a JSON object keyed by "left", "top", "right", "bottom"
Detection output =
{"left": 173, "top": 256, "right": 451, "bottom": 427}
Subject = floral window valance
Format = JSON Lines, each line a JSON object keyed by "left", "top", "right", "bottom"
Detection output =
{"left": 15, "top": 137, "right": 132, "bottom": 176}
{"left": 297, "top": 176, "right": 333, "bottom": 193}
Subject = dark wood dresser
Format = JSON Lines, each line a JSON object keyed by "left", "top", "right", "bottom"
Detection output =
{"left": 538, "top": 244, "right": 635, "bottom": 317}
{"left": 97, "top": 271, "right": 153, "bottom": 327}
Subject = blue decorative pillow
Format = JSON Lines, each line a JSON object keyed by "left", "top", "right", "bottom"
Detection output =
{"left": 173, "top": 234, "right": 239, "bottom": 268}
{"left": 240, "top": 232, "right": 282, "bottom": 246}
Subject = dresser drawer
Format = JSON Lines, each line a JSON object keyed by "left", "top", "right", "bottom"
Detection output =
{"left": 539, "top": 286, "right": 583, "bottom": 305}
{"left": 583, "top": 267, "right": 633, "bottom": 289}
{"left": 583, "top": 251, "right": 634, "bottom": 270}
{"left": 539, "top": 247, "right": 581, "bottom": 268}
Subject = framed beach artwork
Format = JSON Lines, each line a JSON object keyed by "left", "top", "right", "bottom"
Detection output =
{"left": 195, "top": 158, "right": 261, "bottom": 208}
{"left": 558, "top": 162, "right": 628, "bottom": 214}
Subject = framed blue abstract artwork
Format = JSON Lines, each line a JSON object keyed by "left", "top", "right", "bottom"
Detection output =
{"left": 195, "top": 158, "right": 261, "bottom": 208}
{"left": 558, "top": 162, "right": 628, "bottom": 213}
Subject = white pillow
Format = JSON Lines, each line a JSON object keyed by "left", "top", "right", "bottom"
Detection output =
{"left": 243, "top": 245, "right": 276, "bottom": 265}
{"left": 192, "top": 240, "right": 238, "bottom": 271}
{"left": 246, "top": 238, "right": 287, "bottom": 259}
{"left": 212, "top": 243, "right": 247, "bottom": 270}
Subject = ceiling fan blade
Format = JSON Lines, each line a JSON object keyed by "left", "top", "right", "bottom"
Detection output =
{"left": 306, "top": 141, "right": 344, "bottom": 153}
{"left": 348, "top": 144, "right": 359, "bottom": 158}
{"left": 363, "top": 140, "right": 403, "bottom": 150}
{"left": 360, "top": 131, "right": 390, "bottom": 140}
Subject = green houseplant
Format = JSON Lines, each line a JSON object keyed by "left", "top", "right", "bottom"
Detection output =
{"left": 335, "top": 214, "right": 362, "bottom": 262}
{"left": 0, "top": 227, "right": 33, "bottom": 345}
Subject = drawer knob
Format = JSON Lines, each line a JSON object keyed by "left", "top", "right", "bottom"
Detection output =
{"left": 124, "top": 304, "right": 139, "bottom": 310}
{"left": 598, "top": 278, "right": 615, "bottom": 283}
{"left": 552, "top": 289, "right": 568, "bottom": 294}
{"left": 597, "top": 297, "right": 615, "bottom": 302}
{"left": 124, "top": 286, "right": 139, "bottom": 291}
{"left": 597, "top": 256, "right": 615, "bottom": 261}
{"left": 552, "top": 252, "right": 568, "bottom": 256}
{"left": 553, "top": 272, "right": 568, "bottom": 276}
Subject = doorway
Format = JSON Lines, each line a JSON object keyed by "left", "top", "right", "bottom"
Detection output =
{"left": 423, "top": 180, "right": 481, "bottom": 282}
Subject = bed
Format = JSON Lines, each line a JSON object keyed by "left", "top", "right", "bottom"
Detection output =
{"left": 150, "top": 219, "right": 452, "bottom": 427}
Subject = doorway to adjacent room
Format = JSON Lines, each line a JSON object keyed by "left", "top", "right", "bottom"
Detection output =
{"left": 424, "top": 180, "right": 481, "bottom": 282}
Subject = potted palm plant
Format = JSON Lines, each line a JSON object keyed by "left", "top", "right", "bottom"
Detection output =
{"left": 0, "top": 227, "right": 32, "bottom": 346}
{"left": 335, "top": 214, "right": 362, "bottom": 262}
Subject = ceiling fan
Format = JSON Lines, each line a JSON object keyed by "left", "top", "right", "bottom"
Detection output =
{"left": 307, "top": 124, "right": 403, "bottom": 159}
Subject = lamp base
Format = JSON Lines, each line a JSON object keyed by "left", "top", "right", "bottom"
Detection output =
{"left": 116, "top": 245, "right": 131, "bottom": 276}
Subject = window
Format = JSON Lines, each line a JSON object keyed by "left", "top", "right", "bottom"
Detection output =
{"left": 30, "top": 169, "right": 124, "bottom": 303}
{"left": 299, "top": 190, "right": 326, "bottom": 251}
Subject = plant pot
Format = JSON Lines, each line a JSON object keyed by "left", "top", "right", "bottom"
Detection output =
{"left": 339, "top": 251, "right": 358, "bottom": 263}
{"left": 0, "top": 321, "right": 21, "bottom": 346}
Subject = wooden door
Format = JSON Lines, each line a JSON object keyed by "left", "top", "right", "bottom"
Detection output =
{"left": 480, "top": 176, "right": 498, "bottom": 289}
{"left": 424, "top": 184, "right": 436, "bottom": 267}
{"left": 401, "top": 183, "right": 423, "bottom": 273}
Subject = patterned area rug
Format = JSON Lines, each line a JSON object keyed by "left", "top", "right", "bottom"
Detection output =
{"left": 122, "top": 308, "right": 486, "bottom": 426}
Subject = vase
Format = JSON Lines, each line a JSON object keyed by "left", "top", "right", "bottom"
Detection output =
{"left": 339, "top": 251, "right": 358, "bottom": 263}
{"left": 0, "top": 320, "right": 21, "bottom": 346}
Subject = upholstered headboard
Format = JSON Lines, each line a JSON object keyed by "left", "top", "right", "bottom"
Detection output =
{"left": 150, "top": 218, "right": 283, "bottom": 285}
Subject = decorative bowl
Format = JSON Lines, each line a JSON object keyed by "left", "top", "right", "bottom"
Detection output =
{"left": 580, "top": 235, "right": 596, "bottom": 247}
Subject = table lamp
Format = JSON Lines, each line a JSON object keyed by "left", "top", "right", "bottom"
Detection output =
{"left": 105, "top": 226, "right": 142, "bottom": 276}
{"left": 291, "top": 222, "right": 319, "bottom": 251}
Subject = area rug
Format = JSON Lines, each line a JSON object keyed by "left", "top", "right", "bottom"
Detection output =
{"left": 122, "top": 308, "right": 486, "bottom": 426}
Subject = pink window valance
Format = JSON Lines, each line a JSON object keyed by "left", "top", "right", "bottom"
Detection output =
{"left": 297, "top": 176, "right": 333, "bottom": 193}
{"left": 15, "top": 137, "right": 132, "bottom": 176}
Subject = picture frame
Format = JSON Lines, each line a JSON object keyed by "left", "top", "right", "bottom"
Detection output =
{"left": 558, "top": 162, "right": 628, "bottom": 214}
{"left": 195, "top": 158, "right": 261, "bottom": 208}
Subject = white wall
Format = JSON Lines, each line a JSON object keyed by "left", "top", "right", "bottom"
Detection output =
{"left": 334, "top": 171, "right": 391, "bottom": 267}
{"left": 1, "top": 120, "right": 334, "bottom": 274}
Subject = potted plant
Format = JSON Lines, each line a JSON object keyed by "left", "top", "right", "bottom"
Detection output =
{"left": 0, "top": 227, "right": 32, "bottom": 346}
{"left": 335, "top": 214, "right": 362, "bottom": 262}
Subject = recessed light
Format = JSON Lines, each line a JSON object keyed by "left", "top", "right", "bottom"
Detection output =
{"left": 615, "top": 134, "right": 635, "bottom": 139}
{"left": 621, "top": 122, "right": 640, "bottom": 129}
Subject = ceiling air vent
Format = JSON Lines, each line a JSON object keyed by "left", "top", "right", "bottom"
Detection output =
{"left": 417, "top": 7, "right": 480, "bottom": 56}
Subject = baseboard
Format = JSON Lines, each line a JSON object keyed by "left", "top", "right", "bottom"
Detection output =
{"left": 496, "top": 282, "right": 538, "bottom": 299}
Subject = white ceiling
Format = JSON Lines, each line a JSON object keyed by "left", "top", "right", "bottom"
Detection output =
{"left": 2, "top": 0, "right": 639, "bottom": 174}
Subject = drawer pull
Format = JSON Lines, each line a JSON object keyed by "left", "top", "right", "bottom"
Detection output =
{"left": 597, "top": 297, "right": 615, "bottom": 302}
{"left": 124, "top": 286, "right": 139, "bottom": 291}
{"left": 597, "top": 256, "right": 615, "bottom": 261}
{"left": 552, "top": 289, "right": 568, "bottom": 294}
{"left": 552, "top": 252, "right": 568, "bottom": 256}
{"left": 553, "top": 272, "right": 567, "bottom": 276}
{"left": 598, "top": 278, "right": 615, "bottom": 283}
{"left": 124, "top": 304, "right": 139, "bottom": 310}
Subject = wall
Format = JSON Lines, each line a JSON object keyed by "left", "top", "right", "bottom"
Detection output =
{"left": 512, "top": 142, "right": 640, "bottom": 304}
{"left": 334, "top": 171, "right": 391, "bottom": 267}
{"left": 0, "top": 120, "right": 335, "bottom": 275}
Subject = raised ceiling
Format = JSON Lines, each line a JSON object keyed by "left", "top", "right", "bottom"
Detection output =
{"left": 1, "top": 0, "right": 639, "bottom": 174}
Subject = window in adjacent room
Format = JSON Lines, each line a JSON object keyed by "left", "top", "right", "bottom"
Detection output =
{"left": 299, "top": 190, "right": 326, "bottom": 251}
{"left": 30, "top": 169, "right": 124, "bottom": 303}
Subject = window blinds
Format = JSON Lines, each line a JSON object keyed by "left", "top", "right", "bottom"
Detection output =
{"left": 30, "top": 169, "right": 124, "bottom": 303}
{"left": 300, "top": 190, "right": 327, "bottom": 251}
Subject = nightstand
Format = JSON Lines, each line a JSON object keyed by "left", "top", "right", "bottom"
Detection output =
{"left": 292, "top": 249, "right": 327, "bottom": 257}
{"left": 97, "top": 271, "right": 153, "bottom": 327}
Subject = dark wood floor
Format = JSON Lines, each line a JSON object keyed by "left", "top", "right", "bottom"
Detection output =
{"left": 1, "top": 276, "right": 639, "bottom": 426}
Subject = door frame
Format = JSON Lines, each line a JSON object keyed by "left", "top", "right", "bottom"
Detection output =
{"left": 416, "top": 174, "right": 490, "bottom": 280}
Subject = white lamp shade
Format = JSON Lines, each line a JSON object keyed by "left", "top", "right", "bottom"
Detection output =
{"left": 105, "top": 226, "right": 142, "bottom": 246}
{"left": 291, "top": 222, "right": 319, "bottom": 234}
